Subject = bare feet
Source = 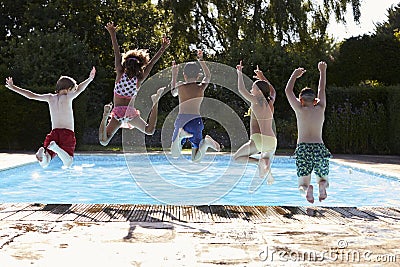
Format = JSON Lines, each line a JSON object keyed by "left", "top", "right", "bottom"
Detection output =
{"left": 171, "top": 128, "right": 193, "bottom": 158}
{"left": 151, "top": 87, "right": 165, "bottom": 104}
{"left": 258, "top": 158, "right": 270, "bottom": 178}
{"left": 306, "top": 185, "right": 314, "bottom": 204}
{"left": 266, "top": 172, "right": 274, "bottom": 185}
{"left": 192, "top": 135, "right": 220, "bottom": 163}
{"left": 318, "top": 180, "right": 328, "bottom": 202}
{"left": 47, "top": 140, "right": 56, "bottom": 151}
{"left": 36, "top": 147, "right": 45, "bottom": 162}
{"left": 36, "top": 147, "right": 50, "bottom": 168}
{"left": 48, "top": 141, "right": 73, "bottom": 168}
{"left": 179, "top": 128, "right": 193, "bottom": 139}
{"left": 205, "top": 135, "right": 220, "bottom": 151}
{"left": 103, "top": 103, "right": 113, "bottom": 117}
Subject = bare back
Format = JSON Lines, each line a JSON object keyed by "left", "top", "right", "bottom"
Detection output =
{"left": 250, "top": 100, "right": 275, "bottom": 137}
{"left": 177, "top": 82, "right": 205, "bottom": 114}
{"left": 285, "top": 62, "right": 328, "bottom": 144}
{"left": 295, "top": 104, "right": 325, "bottom": 143}
{"left": 48, "top": 93, "right": 75, "bottom": 131}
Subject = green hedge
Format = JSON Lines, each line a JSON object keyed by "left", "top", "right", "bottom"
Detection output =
{"left": 387, "top": 87, "right": 400, "bottom": 153}
{"left": 324, "top": 86, "right": 400, "bottom": 154}
{"left": 1, "top": 84, "right": 399, "bottom": 155}
{"left": 194, "top": 85, "right": 400, "bottom": 155}
{"left": 0, "top": 86, "right": 88, "bottom": 151}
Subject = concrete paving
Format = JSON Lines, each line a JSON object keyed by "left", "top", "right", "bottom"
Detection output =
{"left": 0, "top": 152, "right": 399, "bottom": 266}
{"left": 332, "top": 154, "right": 400, "bottom": 179}
{"left": 0, "top": 152, "right": 37, "bottom": 171}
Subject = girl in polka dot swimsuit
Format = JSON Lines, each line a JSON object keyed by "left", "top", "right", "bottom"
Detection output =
{"left": 99, "top": 22, "right": 170, "bottom": 146}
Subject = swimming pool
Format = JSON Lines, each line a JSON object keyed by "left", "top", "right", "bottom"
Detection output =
{"left": 0, "top": 154, "right": 399, "bottom": 206}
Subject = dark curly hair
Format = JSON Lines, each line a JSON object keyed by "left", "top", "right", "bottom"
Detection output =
{"left": 122, "top": 49, "right": 150, "bottom": 80}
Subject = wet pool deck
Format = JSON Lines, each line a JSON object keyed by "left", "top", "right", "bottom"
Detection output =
{"left": 0, "top": 152, "right": 399, "bottom": 266}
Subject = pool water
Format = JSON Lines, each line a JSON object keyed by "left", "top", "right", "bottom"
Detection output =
{"left": 0, "top": 154, "right": 399, "bottom": 206}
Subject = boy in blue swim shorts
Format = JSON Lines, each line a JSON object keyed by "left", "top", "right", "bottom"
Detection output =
{"left": 172, "top": 114, "right": 204, "bottom": 149}
{"left": 170, "top": 50, "right": 220, "bottom": 162}
{"left": 285, "top": 61, "right": 331, "bottom": 203}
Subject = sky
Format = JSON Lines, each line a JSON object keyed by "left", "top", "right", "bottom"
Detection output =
{"left": 325, "top": 0, "right": 400, "bottom": 41}
{"left": 150, "top": 0, "right": 398, "bottom": 42}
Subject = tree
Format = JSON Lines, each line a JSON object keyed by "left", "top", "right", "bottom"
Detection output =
{"left": 330, "top": 3, "right": 400, "bottom": 86}
{"left": 1, "top": 30, "right": 96, "bottom": 149}
{"left": 1, "top": 0, "right": 366, "bottom": 149}
{"left": 375, "top": 3, "right": 400, "bottom": 37}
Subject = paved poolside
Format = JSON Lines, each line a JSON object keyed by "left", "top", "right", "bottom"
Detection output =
{"left": 0, "top": 152, "right": 399, "bottom": 266}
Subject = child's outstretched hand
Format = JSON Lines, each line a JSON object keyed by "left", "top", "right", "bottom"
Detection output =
{"left": 292, "top": 67, "right": 306, "bottom": 78}
{"left": 5, "top": 77, "right": 14, "bottom": 89}
{"left": 253, "top": 65, "right": 267, "bottom": 80}
{"left": 171, "top": 60, "right": 178, "bottom": 76}
{"left": 161, "top": 35, "right": 170, "bottom": 49}
{"left": 236, "top": 60, "right": 243, "bottom": 73}
{"left": 318, "top": 61, "right": 327, "bottom": 72}
{"left": 105, "top": 22, "right": 117, "bottom": 33}
{"left": 89, "top": 67, "right": 96, "bottom": 80}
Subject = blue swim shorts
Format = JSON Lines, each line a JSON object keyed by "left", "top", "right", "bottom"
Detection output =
{"left": 172, "top": 114, "right": 204, "bottom": 148}
{"left": 294, "top": 143, "right": 332, "bottom": 178}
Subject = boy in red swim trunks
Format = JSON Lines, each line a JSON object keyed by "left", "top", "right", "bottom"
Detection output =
{"left": 5, "top": 67, "right": 96, "bottom": 168}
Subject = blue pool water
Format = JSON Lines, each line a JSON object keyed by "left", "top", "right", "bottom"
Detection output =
{"left": 0, "top": 154, "right": 399, "bottom": 206}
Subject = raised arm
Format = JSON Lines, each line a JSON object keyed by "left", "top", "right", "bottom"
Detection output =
{"left": 5, "top": 77, "right": 50, "bottom": 102}
{"left": 317, "top": 61, "right": 327, "bottom": 108}
{"left": 285, "top": 67, "right": 306, "bottom": 111}
{"left": 141, "top": 35, "right": 170, "bottom": 82}
{"left": 197, "top": 50, "right": 210, "bottom": 90}
{"left": 105, "top": 22, "right": 123, "bottom": 75}
{"left": 236, "top": 61, "right": 254, "bottom": 103}
{"left": 253, "top": 65, "right": 276, "bottom": 104}
{"left": 170, "top": 60, "right": 179, "bottom": 97}
{"left": 70, "top": 67, "right": 96, "bottom": 98}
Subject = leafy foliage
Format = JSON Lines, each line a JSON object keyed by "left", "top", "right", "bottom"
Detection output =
{"left": 2, "top": 0, "right": 399, "bottom": 154}
{"left": 329, "top": 3, "right": 400, "bottom": 86}
{"left": 329, "top": 34, "right": 400, "bottom": 86}
{"left": 324, "top": 86, "right": 399, "bottom": 154}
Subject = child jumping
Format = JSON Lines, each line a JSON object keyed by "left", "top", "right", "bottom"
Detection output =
{"left": 233, "top": 61, "right": 277, "bottom": 182}
{"left": 99, "top": 22, "right": 169, "bottom": 146}
{"left": 285, "top": 61, "right": 332, "bottom": 203}
{"left": 5, "top": 67, "right": 96, "bottom": 168}
{"left": 170, "top": 49, "right": 220, "bottom": 162}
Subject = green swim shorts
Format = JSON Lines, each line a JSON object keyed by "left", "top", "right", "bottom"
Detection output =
{"left": 294, "top": 143, "right": 332, "bottom": 178}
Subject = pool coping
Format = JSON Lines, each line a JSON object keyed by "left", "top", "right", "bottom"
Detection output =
{"left": 331, "top": 154, "right": 400, "bottom": 180}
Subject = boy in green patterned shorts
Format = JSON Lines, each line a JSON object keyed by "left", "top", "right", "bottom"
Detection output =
{"left": 285, "top": 61, "right": 331, "bottom": 203}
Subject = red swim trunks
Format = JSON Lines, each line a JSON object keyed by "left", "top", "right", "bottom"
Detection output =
{"left": 43, "top": 128, "right": 76, "bottom": 158}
